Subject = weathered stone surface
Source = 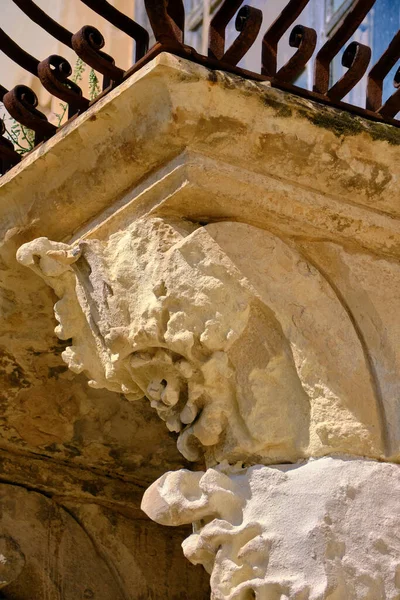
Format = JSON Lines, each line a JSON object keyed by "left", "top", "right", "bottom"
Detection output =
{"left": 0, "top": 534, "right": 25, "bottom": 590}
{"left": 1, "top": 52, "right": 400, "bottom": 599}
{"left": 1, "top": 53, "right": 399, "bottom": 250}
{"left": 63, "top": 502, "right": 211, "bottom": 600}
{"left": 0, "top": 483, "right": 210, "bottom": 599}
{"left": 298, "top": 239, "right": 400, "bottom": 460}
{"left": 142, "top": 457, "right": 400, "bottom": 600}
{"left": 17, "top": 218, "right": 390, "bottom": 465}
{"left": 0, "top": 237, "right": 188, "bottom": 486}
{"left": 1, "top": 52, "right": 399, "bottom": 482}
{"left": 0, "top": 484, "right": 125, "bottom": 599}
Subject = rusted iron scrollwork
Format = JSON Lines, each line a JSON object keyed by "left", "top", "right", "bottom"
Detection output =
{"left": 144, "top": 0, "right": 185, "bottom": 46}
{"left": 0, "top": 125, "right": 21, "bottom": 175}
{"left": 276, "top": 24, "right": 317, "bottom": 83}
{"left": 11, "top": 0, "right": 124, "bottom": 90}
{"left": 0, "top": 28, "right": 39, "bottom": 76}
{"left": 72, "top": 25, "right": 125, "bottom": 84}
{"left": 0, "top": 89, "right": 21, "bottom": 176}
{"left": 0, "top": 0, "right": 399, "bottom": 176}
{"left": 2, "top": 85, "right": 57, "bottom": 144}
{"left": 367, "top": 30, "right": 400, "bottom": 119}
{"left": 327, "top": 41, "right": 371, "bottom": 101}
{"left": 380, "top": 67, "right": 400, "bottom": 119}
{"left": 225, "top": 6, "right": 263, "bottom": 66}
{"left": 209, "top": 1, "right": 263, "bottom": 66}
{"left": 37, "top": 56, "right": 89, "bottom": 117}
{"left": 79, "top": 0, "right": 149, "bottom": 61}
{"left": 209, "top": 0, "right": 242, "bottom": 60}
{"left": 262, "top": 0, "right": 315, "bottom": 83}
{"left": 0, "top": 27, "right": 87, "bottom": 118}
{"left": 314, "top": 0, "right": 376, "bottom": 98}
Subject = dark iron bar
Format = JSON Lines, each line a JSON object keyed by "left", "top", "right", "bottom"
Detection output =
{"left": 0, "top": 27, "right": 39, "bottom": 76}
{"left": 313, "top": 0, "right": 376, "bottom": 96}
{"left": 144, "top": 0, "right": 185, "bottom": 45}
{"left": 0, "top": 0, "right": 399, "bottom": 176}
{"left": 262, "top": 0, "right": 313, "bottom": 77}
{"left": 11, "top": 0, "right": 74, "bottom": 48}
{"left": 79, "top": 0, "right": 149, "bottom": 61}
{"left": 367, "top": 30, "right": 400, "bottom": 115}
{"left": 0, "top": 27, "right": 88, "bottom": 120}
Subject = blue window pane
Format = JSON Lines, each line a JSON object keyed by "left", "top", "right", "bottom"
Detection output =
{"left": 329, "top": 0, "right": 400, "bottom": 115}
{"left": 372, "top": 0, "right": 400, "bottom": 105}
{"left": 333, "top": 0, "right": 346, "bottom": 11}
{"left": 372, "top": 0, "right": 399, "bottom": 59}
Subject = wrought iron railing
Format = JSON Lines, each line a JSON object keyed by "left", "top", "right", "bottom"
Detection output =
{"left": 1, "top": 0, "right": 399, "bottom": 175}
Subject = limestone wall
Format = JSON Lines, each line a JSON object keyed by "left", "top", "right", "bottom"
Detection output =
{"left": 1, "top": 51, "right": 400, "bottom": 598}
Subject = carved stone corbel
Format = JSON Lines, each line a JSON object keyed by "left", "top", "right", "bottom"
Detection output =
{"left": 17, "top": 214, "right": 400, "bottom": 599}
{"left": 17, "top": 218, "right": 386, "bottom": 466}
{"left": 12, "top": 52, "right": 400, "bottom": 600}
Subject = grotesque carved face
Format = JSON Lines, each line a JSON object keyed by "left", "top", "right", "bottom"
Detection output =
{"left": 17, "top": 218, "right": 384, "bottom": 465}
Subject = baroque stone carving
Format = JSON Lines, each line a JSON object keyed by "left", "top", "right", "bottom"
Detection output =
{"left": 142, "top": 457, "right": 400, "bottom": 600}
{"left": 17, "top": 218, "right": 386, "bottom": 465}
{"left": 17, "top": 215, "right": 398, "bottom": 599}
{"left": 10, "top": 53, "right": 400, "bottom": 600}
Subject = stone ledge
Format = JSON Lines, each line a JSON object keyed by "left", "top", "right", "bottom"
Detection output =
{"left": 77, "top": 151, "right": 400, "bottom": 260}
{"left": 1, "top": 52, "right": 399, "bottom": 250}
{"left": 1, "top": 51, "right": 400, "bottom": 496}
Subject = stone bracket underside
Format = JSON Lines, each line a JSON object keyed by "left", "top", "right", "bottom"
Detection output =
{"left": 17, "top": 216, "right": 395, "bottom": 463}
{"left": 75, "top": 150, "right": 400, "bottom": 260}
{"left": 3, "top": 53, "right": 400, "bottom": 600}
{"left": 2, "top": 54, "right": 400, "bottom": 249}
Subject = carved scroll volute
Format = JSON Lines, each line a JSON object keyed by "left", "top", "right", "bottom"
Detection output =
{"left": 314, "top": 0, "right": 376, "bottom": 99}
{"left": 141, "top": 459, "right": 400, "bottom": 600}
{"left": 17, "top": 219, "right": 386, "bottom": 465}
{"left": 262, "top": 0, "right": 315, "bottom": 81}
{"left": 208, "top": 1, "right": 263, "bottom": 67}
{"left": 144, "top": 0, "right": 185, "bottom": 46}
{"left": 367, "top": 29, "right": 400, "bottom": 119}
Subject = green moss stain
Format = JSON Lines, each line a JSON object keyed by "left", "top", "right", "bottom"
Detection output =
{"left": 260, "top": 86, "right": 400, "bottom": 145}
{"left": 262, "top": 95, "right": 293, "bottom": 118}
{"left": 297, "top": 108, "right": 365, "bottom": 137}
{"left": 368, "top": 123, "right": 400, "bottom": 146}
{"left": 204, "top": 64, "right": 400, "bottom": 145}
{"left": 294, "top": 106, "right": 400, "bottom": 146}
